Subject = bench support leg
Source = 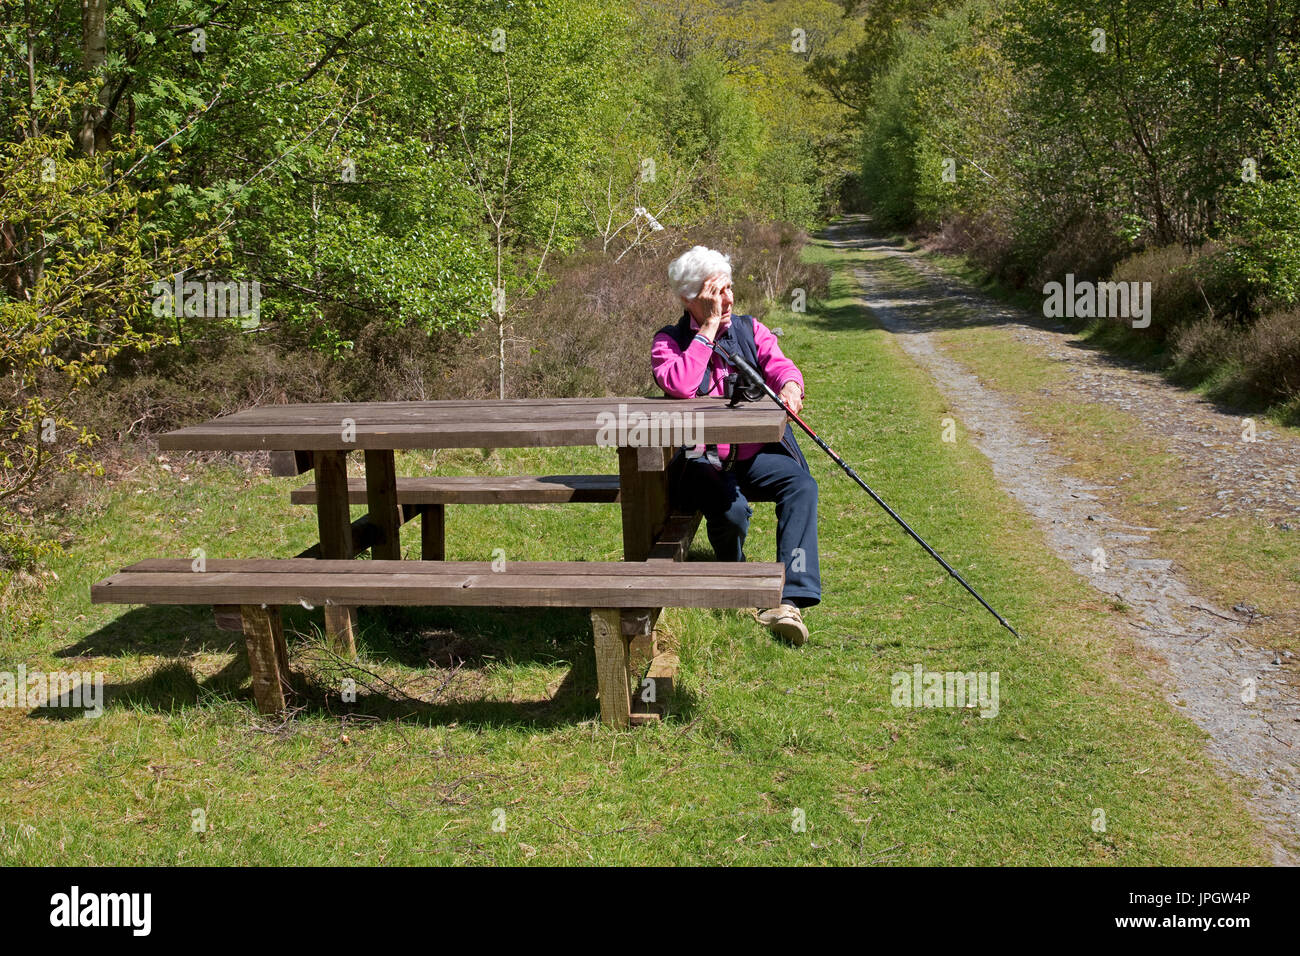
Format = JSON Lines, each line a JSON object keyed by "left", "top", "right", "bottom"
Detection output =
{"left": 622, "top": 608, "right": 678, "bottom": 725}
{"left": 622, "top": 608, "right": 659, "bottom": 679}
{"left": 420, "top": 503, "right": 445, "bottom": 560}
{"left": 324, "top": 606, "right": 358, "bottom": 656}
{"left": 631, "top": 651, "right": 679, "bottom": 725}
{"left": 213, "top": 604, "right": 243, "bottom": 632}
{"left": 240, "top": 605, "right": 292, "bottom": 715}
{"left": 590, "top": 608, "right": 631, "bottom": 729}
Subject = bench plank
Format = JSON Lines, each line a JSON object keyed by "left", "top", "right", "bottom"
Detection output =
{"left": 91, "top": 560, "right": 783, "bottom": 609}
{"left": 290, "top": 475, "right": 621, "bottom": 506}
{"left": 116, "top": 558, "right": 776, "bottom": 577}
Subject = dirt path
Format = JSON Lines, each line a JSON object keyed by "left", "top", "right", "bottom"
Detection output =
{"left": 826, "top": 216, "right": 1299, "bottom": 863}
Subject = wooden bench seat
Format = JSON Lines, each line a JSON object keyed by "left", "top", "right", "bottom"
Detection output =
{"left": 91, "top": 558, "right": 776, "bottom": 608}
{"left": 290, "top": 474, "right": 622, "bottom": 562}
{"left": 289, "top": 474, "right": 621, "bottom": 506}
{"left": 91, "top": 558, "right": 782, "bottom": 726}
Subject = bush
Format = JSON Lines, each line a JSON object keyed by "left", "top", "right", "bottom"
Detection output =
{"left": 1169, "top": 317, "right": 1241, "bottom": 378}
{"left": 933, "top": 212, "right": 1024, "bottom": 287}
{"left": 502, "top": 219, "right": 830, "bottom": 399}
{"left": 1027, "top": 209, "right": 1127, "bottom": 291}
{"left": 1105, "top": 241, "right": 1248, "bottom": 341}
{"left": 1238, "top": 308, "right": 1300, "bottom": 403}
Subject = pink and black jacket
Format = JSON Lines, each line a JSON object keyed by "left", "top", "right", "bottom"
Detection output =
{"left": 652, "top": 312, "right": 810, "bottom": 471}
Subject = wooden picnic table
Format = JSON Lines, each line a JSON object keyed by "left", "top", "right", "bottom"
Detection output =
{"left": 159, "top": 395, "right": 786, "bottom": 564}
{"left": 154, "top": 397, "right": 788, "bottom": 723}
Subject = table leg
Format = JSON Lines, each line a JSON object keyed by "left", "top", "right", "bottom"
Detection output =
{"left": 613, "top": 447, "right": 674, "bottom": 726}
{"left": 314, "top": 450, "right": 357, "bottom": 656}
{"left": 364, "top": 449, "right": 402, "bottom": 561}
{"left": 618, "top": 446, "right": 672, "bottom": 562}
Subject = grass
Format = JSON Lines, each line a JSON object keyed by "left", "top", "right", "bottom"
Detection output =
{"left": 0, "top": 227, "right": 1272, "bottom": 865}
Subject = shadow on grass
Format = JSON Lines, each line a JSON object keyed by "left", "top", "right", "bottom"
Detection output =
{"left": 29, "top": 657, "right": 246, "bottom": 720}
{"left": 56, "top": 604, "right": 245, "bottom": 660}
{"left": 52, "top": 602, "right": 698, "bottom": 730}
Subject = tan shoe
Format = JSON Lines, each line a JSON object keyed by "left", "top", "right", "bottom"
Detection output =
{"left": 758, "top": 604, "right": 808, "bottom": 646}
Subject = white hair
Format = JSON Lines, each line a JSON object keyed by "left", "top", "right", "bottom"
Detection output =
{"left": 667, "top": 245, "right": 732, "bottom": 300}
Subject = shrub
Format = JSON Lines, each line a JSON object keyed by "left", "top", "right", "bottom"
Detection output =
{"left": 1237, "top": 308, "right": 1300, "bottom": 403}
{"left": 935, "top": 211, "right": 1024, "bottom": 287}
{"left": 502, "top": 219, "right": 829, "bottom": 399}
{"left": 1105, "top": 241, "right": 1248, "bottom": 341}
{"left": 1028, "top": 209, "right": 1128, "bottom": 291}
{"left": 1169, "top": 317, "right": 1241, "bottom": 378}
{"left": 0, "top": 90, "right": 221, "bottom": 571}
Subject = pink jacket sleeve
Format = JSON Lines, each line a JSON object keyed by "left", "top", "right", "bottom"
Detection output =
{"left": 753, "top": 318, "right": 804, "bottom": 396}
{"left": 652, "top": 331, "right": 713, "bottom": 399}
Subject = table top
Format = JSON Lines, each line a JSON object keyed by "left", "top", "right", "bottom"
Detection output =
{"left": 158, "top": 396, "right": 789, "bottom": 452}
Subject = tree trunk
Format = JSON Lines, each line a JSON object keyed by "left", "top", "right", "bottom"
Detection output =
{"left": 495, "top": 228, "right": 505, "bottom": 400}
{"left": 498, "top": 314, "right": 506, "bottom": 400}
{"left": 79, "top": 0, "right": 109, "bottom": 156}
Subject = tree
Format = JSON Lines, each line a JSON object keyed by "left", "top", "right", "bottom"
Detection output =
{"left": 0, "top": 86, "right": 220, "bottom": 566}
{"left": 456, "top": 0, "right": 627, "bottom": 397}
{"left": 1231, "top": 97, "right": 1300, "bottom": 306}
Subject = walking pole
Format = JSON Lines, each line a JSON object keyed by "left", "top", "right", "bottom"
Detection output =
{"left": 708, "top": 341, "right": 1020, "bottom": 639}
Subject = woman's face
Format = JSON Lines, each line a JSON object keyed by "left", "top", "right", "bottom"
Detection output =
{"left": 684, "top": 272, "right": 734, "bottom": 325}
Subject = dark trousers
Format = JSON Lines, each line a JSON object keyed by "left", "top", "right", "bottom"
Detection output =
{"left": 670, "top": 443, "right": 821, "bottom": 608}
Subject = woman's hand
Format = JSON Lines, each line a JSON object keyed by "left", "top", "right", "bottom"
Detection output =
{"left": 779, "top": 381, "right": 804, "bottom": 417}
{"left": 694, "top": 273, "right": 729, "bottom": 341}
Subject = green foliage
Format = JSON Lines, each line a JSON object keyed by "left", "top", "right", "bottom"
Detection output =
{"left": 0, "top": 86, "right": 218, "bottom": 567}
{"left": 835, "top": 0, "right": 1300, "bottom": 411}
{"left": 643, "top": 53, "right": 763, "bottom": 218}
{"left": 847, "top": 0, "right": 1300, "bottom": 282}
{"left": 1230, "top": 98, "right": 1300, "bottom": 307}
{"left": 634, "top": 0, "right": 863, "bottom": 226}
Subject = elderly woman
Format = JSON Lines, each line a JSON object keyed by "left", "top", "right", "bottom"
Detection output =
{"left": 651, "top": 245, "right": 821, "bottom": 645}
